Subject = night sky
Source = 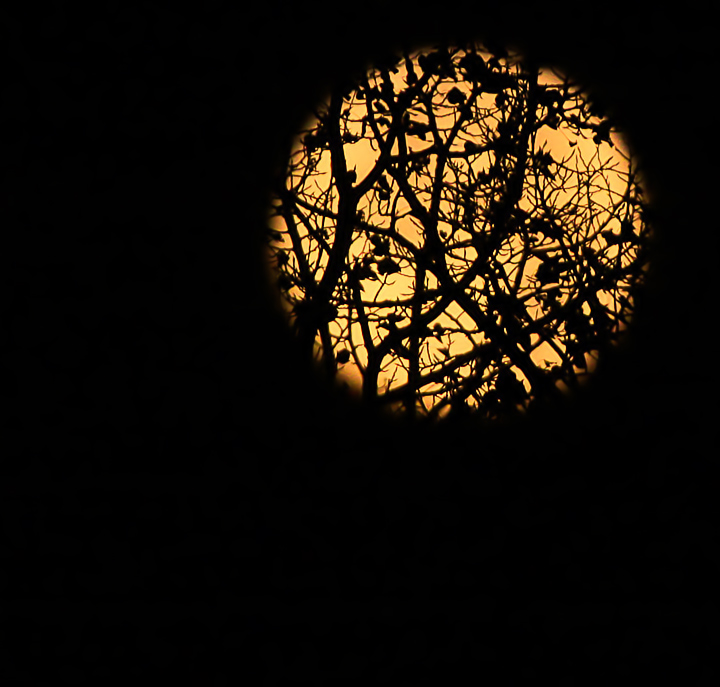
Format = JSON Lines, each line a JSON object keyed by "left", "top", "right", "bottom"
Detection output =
{"left": 1, "top": 3, "right": 717, "bottom": 684}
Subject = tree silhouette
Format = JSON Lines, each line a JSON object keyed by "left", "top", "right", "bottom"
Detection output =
{"left": 266, "top": 42, "right": 651, "bottom": 423}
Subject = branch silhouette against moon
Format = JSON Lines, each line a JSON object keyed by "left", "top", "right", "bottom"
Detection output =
{"left": 266, "top": 42, "right": 651, "bottom": 422}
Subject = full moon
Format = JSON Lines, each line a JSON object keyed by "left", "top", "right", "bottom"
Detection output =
{"left": 266, "top": 41, "right": 651, "bottom": 423}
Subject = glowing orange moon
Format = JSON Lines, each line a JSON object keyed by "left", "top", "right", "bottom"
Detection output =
{"left": 267, "top": 42, "right": 650, "bottom": 422}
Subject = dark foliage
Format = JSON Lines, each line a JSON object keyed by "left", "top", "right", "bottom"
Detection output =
{"left": 268, "top": 43, "right": 650, "bottom": 423}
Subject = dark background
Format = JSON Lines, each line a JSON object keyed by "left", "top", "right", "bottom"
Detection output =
{"left": 1, "top": 2, "right": 717, "bottom": 684}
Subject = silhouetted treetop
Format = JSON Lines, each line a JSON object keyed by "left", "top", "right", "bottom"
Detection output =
{"left": 266, "top": 41, "right": 651, "bottom": 424}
